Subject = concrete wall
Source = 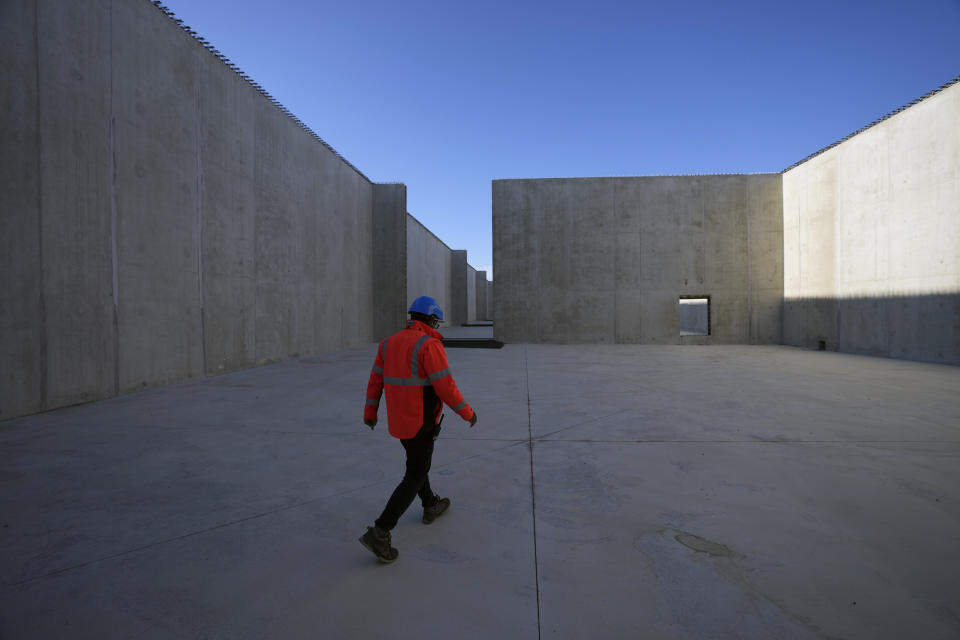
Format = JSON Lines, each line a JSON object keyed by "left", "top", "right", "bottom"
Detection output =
{"left": 0, "top": 0, "right": 400, "bottom": 420}
{"left": 491, "top": 77, "right": 957, "bottom": 363}
{"left": 466, "top": 264, "right": 477, "bottom": 322}
{"left": 406, "top": 213, "right": 453, "bottom": 326}
{"left": 449, "top": 250, "right": 468, "bottom": 326}
{"left": 444, "top": 250, "right": 489, "bottom": 326}
{"left": 783, "top": 81, "right": 960, "bottom": 365}
{"left": 404, "top": 214, "right": 490, "bottom": 328}
{"left": 475, "top": 271, "right": 489, "bottom": 321}
{"left": 493, "top": 175, "right": 783, "bottom": 344}
{"left": 1, "top": 0, "right": 45, "bottom": 421}
{"left": 372, "top": 184, "right": 407, "bottom": 338}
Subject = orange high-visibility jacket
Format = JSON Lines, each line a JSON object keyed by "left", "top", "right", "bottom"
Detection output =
{"left": 364, "top": 320, "right": 474, "bottom": 439}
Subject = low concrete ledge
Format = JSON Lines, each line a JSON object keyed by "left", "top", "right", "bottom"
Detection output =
{"left": 442, "top": 339, "right": 504, "bottom": 349}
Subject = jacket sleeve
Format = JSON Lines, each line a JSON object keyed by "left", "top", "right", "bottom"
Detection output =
{"left": 363, "top": 340, "right": 385, "bottom": 421}
{"left": 420, "top": 340, "right": 473, "bottom": 421}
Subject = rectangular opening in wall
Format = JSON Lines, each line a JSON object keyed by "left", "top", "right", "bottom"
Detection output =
{"left": 679, "top": 296, "right": 710, "bottom": 336}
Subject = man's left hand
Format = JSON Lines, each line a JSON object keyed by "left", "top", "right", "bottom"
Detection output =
{"left": 364, "top": 418, "right": 377, "bottom": 430}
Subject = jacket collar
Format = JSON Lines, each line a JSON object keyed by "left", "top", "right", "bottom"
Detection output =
{"left": 406, "top": 319, "right": 443, "bottom": 340}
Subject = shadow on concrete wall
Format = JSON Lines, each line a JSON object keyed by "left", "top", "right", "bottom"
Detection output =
{"left": 783, "top": 292, "right": 960, "bottom": 366}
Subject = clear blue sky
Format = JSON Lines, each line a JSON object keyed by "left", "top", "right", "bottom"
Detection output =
{"left": 161, "top": 0, "right": 960, "bottom": 279}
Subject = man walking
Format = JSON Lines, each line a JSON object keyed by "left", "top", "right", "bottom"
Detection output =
{"left": 359, "top": 296, "right": 478, "bottom": 563}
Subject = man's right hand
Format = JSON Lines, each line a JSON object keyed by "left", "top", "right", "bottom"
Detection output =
{"left": 364, "top": 418, "right": 377, "bottom": 430}
{"left": 469, "top": 410, "right": 478, "bottom": 427}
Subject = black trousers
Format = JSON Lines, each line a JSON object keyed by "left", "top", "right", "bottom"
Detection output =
{"left": 375, "top": 422, "right": 439, "bottom": 531}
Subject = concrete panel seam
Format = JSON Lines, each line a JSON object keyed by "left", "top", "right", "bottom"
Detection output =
{"left": 613, "top": 180, "right": 619, "bottom": 341}
{"left": 109, "top": 2, "right": 120, "bottom": 397}
{"left": 746, "top": 180, "right": 754, "bottom": 343}
{"left": 252, "top": 108, "right": 259, "bottom": 361}
{"left": 195, "top": 50, "right": 207, "bottom": 374}
{"left": 34, "top": 0, "right": 47, "bottom": 407}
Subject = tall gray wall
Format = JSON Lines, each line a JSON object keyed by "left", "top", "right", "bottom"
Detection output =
{"left": 449, "top": 250, "right": 468, "bottom": 326}
{"left": 466, "top": 264, "right": 478, "bottom": 322}
{"left": 491, "top": 77, "right": 957, "bottom": 363}
{"left": 2, "top": 0, "right": 45, "bottom": 420}
{"left": 403, "top": 213, "right": 488, "bottom": 329}
{"left": 406, "top": 213, "right": 453, "bottom": 326}
{"left": 444, "top": 250, "right": 488, "bottom": 326}
{"left": 782, "top": 81, "right": 960, "bottom": 365}
{"left": 0, "top": 0, "right": 397, "bottom": 420}
{"left": 492, "top": 175, "right": 784, "bottom": 344}
{"left": 475, "top": 271, "right": 489, "bottom": 321}
{"left": 372, "top": 184, "right": 407, "bottom": 338}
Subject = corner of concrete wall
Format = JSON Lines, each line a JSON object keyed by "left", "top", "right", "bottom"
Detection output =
{"left": 747, "top": 173, "right": 784, "bottom": 345}
{"left": 475, "top": 271, "right": 488, "bottom": 321}
{"left": 372, "top": 183, "right": 407, "bottom": 338}
{"left": 492, "top": 179, "right": 537, "bottom": 342}
{"left": 487, "top": 280, "right": 493, "bottom": 321}
{"left": 450, "top": 250, "right": 468, "bottom": 326}
{"left": 466, "top": 264, "right": 477, "bottom": 323}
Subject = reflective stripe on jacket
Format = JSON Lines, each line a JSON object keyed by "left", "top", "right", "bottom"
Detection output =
{"left": 364, "top": 319, "right": 473, "bottom": 439}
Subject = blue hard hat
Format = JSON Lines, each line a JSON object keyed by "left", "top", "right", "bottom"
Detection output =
{"left": 408, "top": 296, "right": 444, "bottom": 321}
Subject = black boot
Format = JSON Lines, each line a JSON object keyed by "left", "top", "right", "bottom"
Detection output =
{"left": 359, "top": 526, "right": 399, "bottom": 563}
{"left": 422, "top": 495, "right": 450, "bottom": 524}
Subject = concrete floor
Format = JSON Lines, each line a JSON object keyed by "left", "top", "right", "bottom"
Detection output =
{"left": 1, "top": 342, "right": 959, "bottom": 639}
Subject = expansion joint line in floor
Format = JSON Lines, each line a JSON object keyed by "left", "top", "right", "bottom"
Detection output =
{"left": 524, "top": 346, "right": 542, "bottom": 640}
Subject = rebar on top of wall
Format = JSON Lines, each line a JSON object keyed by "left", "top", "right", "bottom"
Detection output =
{"left": 147, "top": 0, "right": 370, "bottom": 182}
{"left": 782, "top": 73, "right": 960, "bottom": 173}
